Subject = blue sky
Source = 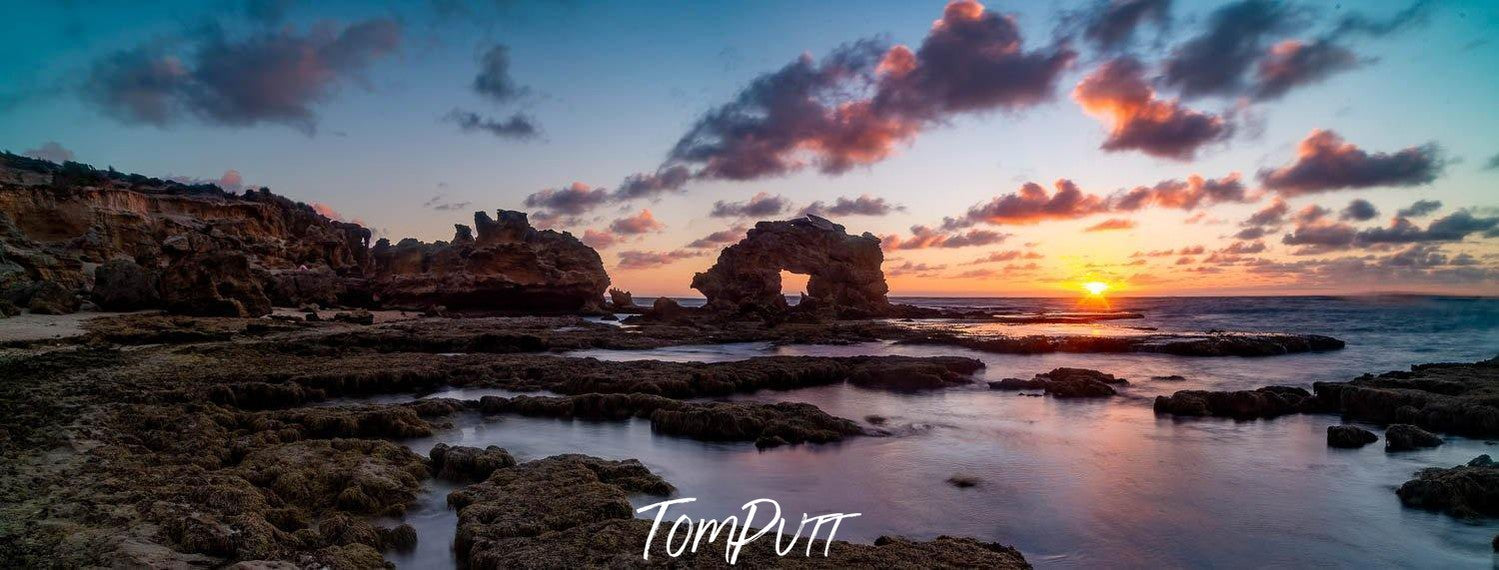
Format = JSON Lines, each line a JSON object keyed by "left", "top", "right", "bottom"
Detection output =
{"left": 2, "top": 0, "right": 1496, "bottom": 295}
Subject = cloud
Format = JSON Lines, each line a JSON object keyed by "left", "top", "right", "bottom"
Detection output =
{"left": 798, "top": 195, "right": 903, "bottom": 217}
{"left": 885, "top": 261, "right": 948, "bottom": 277}
{"left": 22, "top": 141, "right": 74, "bottom": 163}
{"left": 1077, "top": 0, "right": 1171, "bottom": 51}
{"left": 609, "top": 209, "right": 665, "bottom": 235}
{"left": 1161, "top": 0, "right": 1301, "bottom": 98}
{"left": 664, "top": 1, "right": 1073, "bottom": 181}
{"left": 1485, "top": 153, "right": 1499, "bottom": 171}
{"left": 167, "top": 169, "right": 246, "bottom": 192}
{"left": 1396, "top": 199, "right": 1442, "bottom": 218}
{"left": 1084, "top": 218, "right": 1137, "bottom": 232}
{"left": 244, "top": 0, "right": 296, "bottom": 25}
{"left": 1243, "top": 196, "right": 1289, "bottom": 227}
{"left": 1250, "top": 40, "right": 1361, "bottom": 100}
{"left": 686, "top": 225, "right": 749, "bottom": 249}
{"left": 882, "top": 225, "right": 1008, "bottom": 250}
{"left": 445, "top": 109, "right": 539, "bottom": 139}
{"left": 946, "top": 179, "right": 1109, "bottom": 227}
{"left": 83, "top": 18, "right": 401, "bottom": 133}
{"left": 709, "top": 192, "right": 791, "bottom": 218}
{"left": 473, "top": 44, "right": 529, "bottom": 103}
{"left": 1108, "top": 173, "right": 1249, "bottom": 211}
{"left": 614, "top": 166, "right": 691, "bottom": 201}
{"left": 1258, "top": 130, "right": 1442, "bottom": 195}
{"left": 580, "top": 229, "right": 619, "bottom": 250}
{"left": 963, "top": 250, "right": 1044, "bottom": 264}
{"left": 616, "top": 249, "right": 703, "bottom": 269}
{"left": 1073, "top": 57, "right": 1231, "bottom": 160}
{"left": 422, "top": 194, "right": 471, "bottom": 211}
{"left": 523, "top": 182, "right": 610, "bottom": 216}
{"left": 1220, "top": 240, "right": 1267, "bottom": 254}
{"left": 1355, "top": 211, "right": 1499, "bottom": 244}
{"left": 311, "top": 202, "right": 345, "bottom": 221}
{"left": 1339, "top": 198, "right": 1379, "bottom": 221}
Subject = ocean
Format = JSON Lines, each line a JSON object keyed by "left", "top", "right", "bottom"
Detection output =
{"left": 386, "top": 295, "right": 1499, "bottom": 568}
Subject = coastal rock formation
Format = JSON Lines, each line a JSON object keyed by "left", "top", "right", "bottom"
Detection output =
{"left": 429, "top": 443, "right": 517, "bottom": 482}
{"left": 1327, "top": 425, "right": 1378, "bottom": 448}
{"left": 476, "top": 393, "right": 864, "bottom": 447}
{"left": 1312, "top": 357, "right": 1499, "bottom": 437}
{"left": 1153, "top": 386, "right": 1315, "bottom": 419}
{"left": 25, "top": 280, "right": 80, "bottom": 314}
{"left": 446, "top": 454, "right": 1028, "bottom": 569}
{"left": 370, "top": 210, "right": 609, "bottom": 312}
{"left": 92, "top": 258, "right": 159, "bottom": 310}
{"left": 1397, "top": 455, "right": 1499, "bottom": 518}
{"left": 606, "top": 287, "right": 634, "bottom": 309}
{"left": 0, "top": 153, "right": 371, "bottom": 309}
{"left": 989, "top": 367, "right": 1126, "bottom": 399}
{"left": 1385, "top": 424, "right": 1444, "bottom": 452}
{"left": 691, "top": 216, "right": 890, "bottom": 318}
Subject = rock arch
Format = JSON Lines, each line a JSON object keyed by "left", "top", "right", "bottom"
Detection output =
{"left": 690, "top": 216, "right": 890, "bottom": 318}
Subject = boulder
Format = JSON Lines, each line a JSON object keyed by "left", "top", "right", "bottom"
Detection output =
{"left": 988, "top": 367, "right": 1123, "bottom": 398}
{"left": 0, "top": 298, "right": 17, "bottom": 317}
{"left": 429, "top": 443, "right": 517, "bottom": 482}
{"left": 691, "top": 216, "right": 890, "bottom": 319}
{"left": 370, "top": 211, "right": 609, "bottom": 312}
{"left": 1326, "top": 425, "right": 1378, "bottom": 448}
{"left": 1153, "top": 386, "right": 1314, "bottom": 419}
{"left": 160, "top": 250, "right": 272, "bottom": 317}
{"left": 1396, "top": 455, "right": 1499, "bottom": 518}
{"left": 606, "top": 288, "right": 634, "bottom": 309}
{"left": 267, "top": 266, "right": 342, "bottom": 308}
{"left": 27, "top": 280, "right": 80, "bottom": 314}
{"left": 1312, "top": 357, "right": 1499, "bottom": 437}
{"left": 92, "top": 258, "right": 159, "bottom": 311}
{"left": 1385, "top": 424, "right": 1443, "bottom": 452}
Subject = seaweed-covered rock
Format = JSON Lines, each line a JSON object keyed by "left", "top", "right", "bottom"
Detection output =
{"left": 1396, "top": 455, "right": 1499, "bottom": 518}
{"left": 846, "top": 358, "right": 984, "bottom": 391}
{"left": 429, "top": 443, "right": 517, "bottom": 482}
{"left": 1313, "top": 357, "right": 1499, "bottom": 437}
{"left": 478, "top": 393, "right": 864, "bottom": 446}
{"left": 1153, "top": 386, "right": 1314, "bottom": 419}
{"left": 1326, "top": 425, "right": 1378, "bottom": 448}
{"left": 1385, "top": 424, "right": 1444, "bottom": 452}
{"left": 160, "top": 245, "right": 272, "bottom": 317}
{"left": 988, "top": 367, "right": 1123, "bottom": 399}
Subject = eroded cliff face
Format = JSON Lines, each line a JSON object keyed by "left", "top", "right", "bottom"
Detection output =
{"left": 370, "top": 211, "right": 609, "bottom": 312}
{"left": 0, "top": 154, "right": 609, "bottom": 316}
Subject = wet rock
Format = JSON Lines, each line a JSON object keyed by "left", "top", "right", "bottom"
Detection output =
{"left": 643, "top": 296, "right": 688, "bottom": 321}
{"left": 1152, "top": 375, "right": 1187, "bottom": 382}
{"left": 1396, "top": 455, "right": 1499, "bottom": 518}
{"left": 447, "top": 454, "right": 1028, "bottom": 569}
{"left": 27, "top": 280, "right": 80, "bottom": 314}
{"left": 1327, "top": 425, "right": 1378, "bottom": 448}
{"left": 479, "top": 393, "right": 864, "bottom": 445}
{"left": 160, "top": 248, "right": 272, "bottom": 317}
{"left": 92, "top": 258, "right": 159, "bottom": 311}
{"left": 429, "top": 443, "right": 517, "bottom": 482}
{"left": 1313, "top": 357, "right": 1499, "bottom": 437}
{"left": 691, "top": 216, "right": 890, "bottom": 319}
{"left": 1153, "top": 386, "right": 1315, "bottom": 419}
{"left": 1386, "top": 424, "right": 1444, "bottom": 452}
{"left": 378, "top": 523, "right": 418, "bottom": 552}
{"left": 947, "top": 474, "right": 981, "bottom": 488}
{"left": 845, "top": 358, "right": 984, "bottom": 391}
{"left": 370, "top": 211, "right": 609, "bottom": 312}
{"left": 332, "top": 309, "right": 374, "bottom": 325}
{"left": 988, "top": 367, "right": 1123, "bottom": 399}
{"left": 235, "top": 439, "right": 427, "bottom": 517}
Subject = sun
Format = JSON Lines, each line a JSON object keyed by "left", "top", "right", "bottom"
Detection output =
{"left": 1083, "top": 281, "right": 1110, "bottom": 296}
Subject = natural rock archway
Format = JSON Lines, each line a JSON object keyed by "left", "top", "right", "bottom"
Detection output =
{"left": 690, "top": 216, "right": 890, "bottom": 318}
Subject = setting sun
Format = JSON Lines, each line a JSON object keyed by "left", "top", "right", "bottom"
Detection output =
{"left": 1083, "top": 281, "right": 1111, "bottom": 296}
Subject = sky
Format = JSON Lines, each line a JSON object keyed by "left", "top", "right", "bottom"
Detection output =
{"left": 2, "top": 0, "right": 1497, "bottom": 297}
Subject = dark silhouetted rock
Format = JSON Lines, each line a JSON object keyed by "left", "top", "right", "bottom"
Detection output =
{"left": 1397, "top": 455, "right": 1499, "bottom": 518}
{"left": 1152, "top": 375, "right": 1187, "bottom": 382}
{"left": 478, "top": 392, "right": 864, "bottom": 445}
{"left": 691, "top": 216, "right": 890, "bottom": 319}
{"left": 92, "top": 258, "right": 159, "bottom": 311}
{"left": 1386, "top": 424, "right": 1444, "bottom": 452}
{"left": 429, "top": 443, "right": 517, "bottom": 482}
{"left": 900, "top": 331, "right": 1344, "bottom": 357}
{"left": 0, "top": 298, "right": 17, "bottom": 317}
{"left": 1153, "top": 386, "right": 1314, "bottom": 419}
{"left": 1327, "top": 425, "right": 1378, "bottom": 448}
{"left": 947, "top": 474, "right": 981, "bottom": 488}
{"left": 27, "top": 280, "right": 80, "bottom": 314}
{"left": 379, "top": 523, "right": 418, "bottom": 552}
{"left": 1313, "top": 357, "right": 1499, "bottom": 438}
{"left": 606, "top": 287, "right": 634, "bottom": 309}
{"left": 988, "top": 367, "right": 1123, "bottom": 398}
{"left": 371, "top": 211, "right": 609, "bottom": 312}
{"left": 160, "top": 248, "right": 271, "bottom": 317}
{"left": 267, "top": 266, "right": 342, "bottom": 308}
{"left": 846, "top": 358, "right": 984, "bottom": 391}
{"left": 332, "top": 309, "right": 374, "bottom": 325}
